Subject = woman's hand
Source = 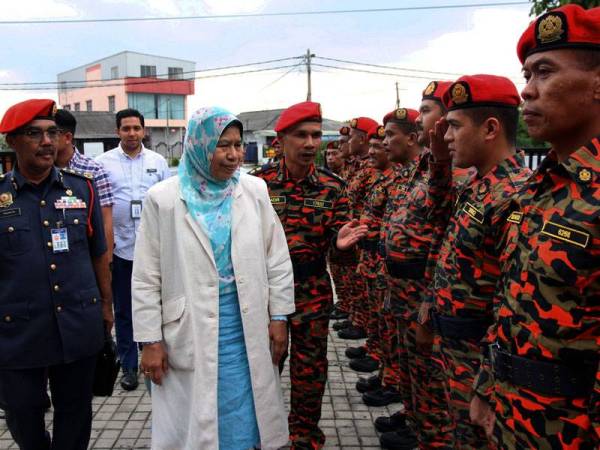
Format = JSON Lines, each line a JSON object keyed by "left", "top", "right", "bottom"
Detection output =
{"left": 336, "top": 220, "right": 368, "bottom": 251}
{"left": 141, "top": 342, "right": 169, "bottom": 385}
{"left": 269, "top": 320, "right": 288, "bottom": 365}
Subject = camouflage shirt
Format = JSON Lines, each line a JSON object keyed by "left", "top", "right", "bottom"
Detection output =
{"left": 474, "top": 138, "right": 600, "bottom": 417}
{"left": 346, "top": 155, "right": 378, "bottom": 220}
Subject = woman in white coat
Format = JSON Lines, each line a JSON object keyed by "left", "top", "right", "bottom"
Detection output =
{"left": 132, "top": 106, "right": 295, "bottom": 450}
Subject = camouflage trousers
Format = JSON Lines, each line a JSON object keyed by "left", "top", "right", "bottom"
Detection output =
{"left": 328, "top": 259, "right": 353, "bottom": 314}
{"left": 492, "top": 380, "right": 598, "bottom": 449}
{"left": 435, "top": 335, "right": 489, "bottom": 449}
{"left": 348, "top": 263, "right": 369, "bottom": 329}
{"left": 288, "top": 275, "right": 333, "bottom": 450}
{"left": 379, "top": 304, "right": 401, "bottom": 388}
{"left": 405, "top": 322, "right": 454, "bottom": 449}
{"left": 364, "top": 277, "right": 384, "bottom": 361}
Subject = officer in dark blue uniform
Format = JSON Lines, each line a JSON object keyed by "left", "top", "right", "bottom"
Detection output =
{"left": 0, "top": 99, "right": 113, "bottom": 450}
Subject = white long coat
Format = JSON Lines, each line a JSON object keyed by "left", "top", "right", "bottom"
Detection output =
{"left": 132, "top": 174, "right": 295, "bottom": 450}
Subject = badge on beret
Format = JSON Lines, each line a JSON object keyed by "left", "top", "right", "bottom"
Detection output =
{"left": 350, "top": 119, "right": 358, "bottom": 128}
{"left": 51, "top": 103, "right": 58, "bottom": 117}
{"left": 0, "top": 192, "right": 13, "bottom": 208}
{"left": 377, "top": 126, "right": 386, "bottom": 138}
{"left": 451, "top": 83, "right": 469, "bottom": 105}
{"left": 395, "top": 109, "right": 407, "bottom": 120}
{"left": 538, "top": 14, "right": 564, "bottom": 44}
{"left": 578, "top": 168, "right": 592, "bottom": 182}
{"left": 424, "top": 81, "right": 437, "bottom": 97}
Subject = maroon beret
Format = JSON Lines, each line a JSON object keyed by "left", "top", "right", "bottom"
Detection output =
{"left": 326, "top": 141, "right": 340, "bottom": 150}
{"left": 274, "top": 101, "right": 322, "bottom": 132}
{"left": 517, "top": 4, "right": 600, "bottom": 64}
{"left": 443, "top": 75, "right": 520, "bottom": 111}
{"left": 367, "top": 124, "right": 385, "bottom": 141}
{"left": 0, "top": 99, "right": 57, "bottom": 134}
{"left": 350, "top": 117, "right": 378, "bottom": 133}
{"left": 422, "top": 81, "right": 453, "bottom": 103}
{"left": 383, "top": 108, "right": 419, "bottom": 126}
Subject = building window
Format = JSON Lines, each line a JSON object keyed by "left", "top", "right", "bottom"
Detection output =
{"left": 140, "top": 65, "right": 157, "bottom": 78}
{"left": 168, "top": 67, "right": 183, "bottom": 80}
{"left": 86, "top": 100, "right": 92, "bottom": 111}
{"left": 127, "top": 93, "right": 185, "bottom": 120}
{"left": 110, "top": 66, "right": 119, "bottom": 79}
{"left": 74, "top": 102, "right": 80, "bottom": 112}
{"left": 64, "top": 104, "right": 71, "bottom": 111}
{"left": 108, "top": 96, "right": 115, "bottom": 113}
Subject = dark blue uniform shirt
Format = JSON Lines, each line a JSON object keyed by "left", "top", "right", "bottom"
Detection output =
{"left": 0, "top": 167, "right": 106, "bottom": 369}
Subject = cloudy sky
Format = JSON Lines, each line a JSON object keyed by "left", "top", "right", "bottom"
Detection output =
{"left": 0, "top": 0, "right": 533, "bottom": 122}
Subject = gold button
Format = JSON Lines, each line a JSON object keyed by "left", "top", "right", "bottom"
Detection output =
{"left": 92, "top": 298, "right": 97, "bottom": 304}
{"left": 4, "top": 315, "right": 11, "bottom": 323}
{"left": 73, "top": 219, "right": 79, "bottom": 225}
{"left": 53, "top": 284, "right": 60, "bottom": 292}
{"left": 43, "top": 220, "right": 49, "bottom": 227}
{"left": 47, "top": 241, "right": 52, "bottom": 248}
{"left": 7, "top": 226, "right": 14, "bottom": 233}
{"left": 40, "top": 200, "right": 46, "bottom": 207}
{"left": 50, "top": 264, "right": 57, "bottom": 271}
{"left": 56, "top": 305, "right": 62, "bottom": 312}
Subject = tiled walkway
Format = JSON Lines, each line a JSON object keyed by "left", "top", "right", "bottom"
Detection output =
{"left": 0, "top": 325, "right": 400, "bottom": 449}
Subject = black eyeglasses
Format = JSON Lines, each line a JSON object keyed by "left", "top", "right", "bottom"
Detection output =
{"left": 16, "top": 127, "right": 61, "bottom": 142}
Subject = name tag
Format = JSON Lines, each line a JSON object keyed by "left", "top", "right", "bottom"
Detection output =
{"left": 463, "top": 202, "right": 484, "bottom": 224}
{"left": 146, "top": 168, "right": 157, "bottom": 173}
{"left": 0, "top": 208, "right": 20, "bottom": 219}
{"left": 541, "top": 221, "right": 590, "bottom": 249}
{"left": 270, "top": 196, "right": 286, "bottom": 205}
{"left": 507, "top": 211, "right": 523, "bottom": 224}
{"left": 304, "top": 198, "right": 333, "bottom": 210}
{"left": 51, "top": 228, "right": 69, "bottom": 253}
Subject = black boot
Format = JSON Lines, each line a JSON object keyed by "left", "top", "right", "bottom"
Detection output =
{"left": 337, "top": 325, "right": 366, "bottom": 340}
{"left": 345, "top": 345, "right": 367, "bottom": 359}
{"left": 355, "top": 374, "right": 381, "bottom": 393}
{"left": 374, "top": 411, "right": 409, "bottom": 433}
{"left": 362, "top": 386, "right": 402, "bottom": 406}
{"left": 379, "top": 430, "right": 418, "bottom": 450}
{"left": 330, "top": 308, "right": 349, "bottom": 320}
{"left": 120, "top": 369, "right": 139, "bottom": 391}
{"left": 332, "top": 320, "right": 352, "bottom": 331}
{"left": 349, "top": 356, "right": 379, "bottom": 373}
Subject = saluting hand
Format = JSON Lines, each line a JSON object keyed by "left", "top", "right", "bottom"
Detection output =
{"left": 269, "top": 320, "right": 288, "bottom": 365}
{"left": 337, "top": 220, "right": 368, "bottom": 251}
{"left": 429, "top": 118, "right": 451, "bottom": 163}
{"left": 141, "top": 342, "right": 169, "bottom": 385}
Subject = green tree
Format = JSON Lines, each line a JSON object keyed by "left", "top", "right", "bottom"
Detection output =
{"left": 0, "top": 134, "right": 7, "bottom": 150}
{"left": 530, "top": 0, "right": 599, "bottom": 16}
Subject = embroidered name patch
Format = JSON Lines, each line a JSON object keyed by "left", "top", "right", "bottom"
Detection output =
{"left": 541, "top": 221, "right": 590, "bottom": 249}
{"left": 0, "top": 208, "right": 20, "bottom": 219}
{"left": 507, "top": 211, "right": 523, "bottom": 224}
{"left": 270, "top": 196, "right": 286, "bottom": 205}
{"left": 463, "top": 202, "right": 484, "bottom": 224}
{"left": 304, "top": 198, "right": 333, "bottom": 209}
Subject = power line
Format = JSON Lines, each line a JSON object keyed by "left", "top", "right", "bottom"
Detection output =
{"left": 0, "top": 2, "right": 530, "bottom": 25}
{"left": 312, "top": 63, "right": 440, "bottom": 80}
{"left": 315, "top": 56, "right": 464, "bottom": 77}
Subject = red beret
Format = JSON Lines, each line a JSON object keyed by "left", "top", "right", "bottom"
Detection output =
{"left": 274, "top": 101, "right": 322, "bottom": 132}
{"left": 339, "top": 125, "right": 350, "bottom": 136}
{"left": 517, "top": 4, "right": 600, "bottom": 64}
{"left": 443, "top": 75, "right": 520, "bottom": 111}
{"left": 0, "top": 99, "right": 57, "bottom": 134}
{"left": 383, "top": 108, "right": 419, "bottom": 126}
{"left": 422, "top": 81, "right": 453, "bottom": 103}
{"left": 350, "top": 117, "right": 378, "bottom": 133}
{"left": 326, "top": 141, "right": 340, "bottom": 150}
{"left": 367, "top": 124, "right": 385, "bottom": 141}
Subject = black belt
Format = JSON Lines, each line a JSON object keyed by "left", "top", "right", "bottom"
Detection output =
{"left": 491, "top": 345, "right": 596, "bottom": 398}
{"left": 292, "top": 258, "right": 327, "bottom": 281}
{"left": 431, "top": 312, "right": 490, "bottom": 342}
{"left": 385, "top": 259, "right": 426, "bottom": 280}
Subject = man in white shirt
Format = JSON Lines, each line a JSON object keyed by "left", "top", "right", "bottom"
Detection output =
{"left": 96, "top": 109, "right": 170, "bottom": 390}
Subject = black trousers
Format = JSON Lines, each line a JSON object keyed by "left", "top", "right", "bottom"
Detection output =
{"left": 0, "top": 356, "right": 96, "bottom": 450}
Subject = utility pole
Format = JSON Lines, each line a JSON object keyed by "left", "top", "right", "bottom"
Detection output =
{"left": 395, "top": 82, "right": 401, "bottom": 109}
{"left": 305, "top": 48, "right": 315, "bottom": 101}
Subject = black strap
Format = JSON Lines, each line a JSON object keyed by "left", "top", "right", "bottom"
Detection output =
{"left": 385, "top": 259, "right": 426, "bottom": 280}
{"left": 431, "top": 312, "right": 490, "bottom": 342}
{"left": 292, "top": 257, "right": 327, "bottom": 281}
{"left": 491, "top": 346, "right": 596, "bottom": 398}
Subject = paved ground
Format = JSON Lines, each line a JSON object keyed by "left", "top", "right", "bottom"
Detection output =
{"left": 0, "top": 324, "right": 401, "bottom": 449}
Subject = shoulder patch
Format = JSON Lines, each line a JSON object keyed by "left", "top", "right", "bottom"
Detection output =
{"left": 61, "top": 168, "right": 93, "bottom": 180}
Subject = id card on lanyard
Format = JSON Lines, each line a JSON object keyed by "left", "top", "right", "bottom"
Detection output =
{"left": 130, "top": 200, "right": 142, "bottom": 219}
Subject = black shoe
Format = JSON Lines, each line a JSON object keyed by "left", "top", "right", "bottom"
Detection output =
{"left": 356, "top": 374, "right": 381, "bottom": 393}
{"left": 362, "top": 386, "right": 402, "bottom": 406}
{"left": 379, "top": 430, "right": 418, "bottom": 450}
{"left": 330, "top": 308, "right": 349, "bottom": 320}
{"left": 120, "top": 369, "right": 139, "bottom": 391}
{"left": 332, "top": 320, "right": 351, "bottom": 331}
{"left": 337, "top": 326, "right": 366, "bottom": 340}
{"left": 374, "top": 411, "right": 409, "bottom": 433}
{"left": 345, "top": 345, "right": 367, "bottom": 359}
{"left": 349, "top": 356, "right": 379, "bottom": 373}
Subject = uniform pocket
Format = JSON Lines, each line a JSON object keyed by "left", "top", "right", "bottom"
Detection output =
{"left": 65, "top": 211, "right": 88, "bottom": 244}
{"left": 0, "top": 215, "right": 32, "bottom": 256}
{"left": 161, "top": 296, "right": 194, "bottom": 370}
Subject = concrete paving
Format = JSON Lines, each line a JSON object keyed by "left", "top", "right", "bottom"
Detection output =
{"left": 0, "top": 324, "right": 401, "bottom": 449}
